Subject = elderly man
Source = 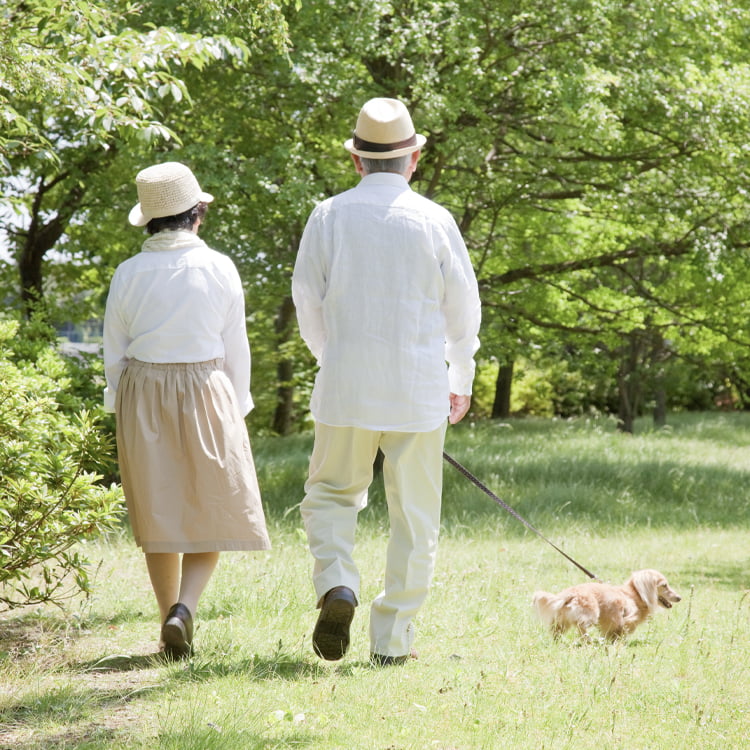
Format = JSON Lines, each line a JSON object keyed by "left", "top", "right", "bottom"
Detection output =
{"left": 292, "top": 97, "right": 481, "bottom": 666}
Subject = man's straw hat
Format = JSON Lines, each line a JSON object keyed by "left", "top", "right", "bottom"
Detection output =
{"left": 128, "top": 161, "right": 214, "bottom": 227}
{"left": 344, "top": 98, "right": 426, "bottom": 159}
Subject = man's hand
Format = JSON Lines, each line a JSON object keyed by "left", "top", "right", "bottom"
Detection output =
{"left": 448, "top": 393, "right": 471, "bottom": 424}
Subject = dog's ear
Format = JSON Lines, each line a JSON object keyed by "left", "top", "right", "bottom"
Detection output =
{"left": 630, "top": 570, "right": 660, "bottom": 610}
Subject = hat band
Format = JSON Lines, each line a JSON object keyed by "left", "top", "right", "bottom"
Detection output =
{"left": 352, "top": 133, "right": 417, "bottom": 153}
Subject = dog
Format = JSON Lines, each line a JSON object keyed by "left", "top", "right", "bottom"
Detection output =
{"left": 532, "top": 569, "right": 681, "bottom": 641}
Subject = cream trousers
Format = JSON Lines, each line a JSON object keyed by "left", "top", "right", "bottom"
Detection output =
{"left": 301, "top": 421, "right": 447, "bottom": 657}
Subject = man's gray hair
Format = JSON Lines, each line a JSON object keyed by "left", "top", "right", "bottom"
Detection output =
{"left": 360, "top": 154, "right": 412, "bottom": 176}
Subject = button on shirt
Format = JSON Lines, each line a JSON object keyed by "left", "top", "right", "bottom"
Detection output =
{"left": 292, "top": 172, "right": 481, "bottom": 432}
{"left": 103, "top": 230, "right": 253, "bottom": 415}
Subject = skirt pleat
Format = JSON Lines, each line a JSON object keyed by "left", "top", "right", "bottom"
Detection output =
{"left": 116, "top": 359, "right": 271, "bottom": 553}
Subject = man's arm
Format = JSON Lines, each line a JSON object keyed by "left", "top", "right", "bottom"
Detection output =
{"left": 441, "top": 220, "right": 481, "bottom": 407}
{"left": 291, "top": 210, "right": 327, "bottom": 361}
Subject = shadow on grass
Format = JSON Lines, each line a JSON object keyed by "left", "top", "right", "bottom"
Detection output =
{"left": 254, "top": 418, "right": 750, "bottom": 533}
{"left": 78, "top": 651, "right": 168, "bottom": 672}
{"left": 0, "top": 724, "right": 123, "bottom": 750}
{"left": 438, "top": 456, "right": 750, "bottom": 531}
{"left": 157, "top": 724, "right": 322, "bottom": 750}
{"left": 0, "top": 643, "right": 349, "bottom": 750}
{"left": 678, "top": 559, "right": 750, "bottom": 590}
{"left": 0, "top": 677, "right": 166, "bottom": 750}
{"left": 167, "top": 651, "right": 361, "bottom": 684}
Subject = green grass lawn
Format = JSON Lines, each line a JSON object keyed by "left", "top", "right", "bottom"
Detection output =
{"left": 1, "top": 412, "right": 749, "bottom": 748}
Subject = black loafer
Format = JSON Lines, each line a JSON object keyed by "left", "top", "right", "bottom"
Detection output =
{"left": 161, "top": 602, "right": 193, "bottom": 659}
{"left": 312, "top": 586, "right": 357, "bottom": 661}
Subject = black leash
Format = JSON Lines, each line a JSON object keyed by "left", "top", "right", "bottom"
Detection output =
{"left": 443, "top": 451, "right": 601, "bottom": 581}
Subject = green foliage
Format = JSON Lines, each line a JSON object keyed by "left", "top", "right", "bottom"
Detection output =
{"left": 0, "top": 0, "right": 291, "bottom": 320}
{"left": 0, "top": 317, "right": 124, "bottom": 611}
{"left": 4, "top": 0, "right": 750, "bottom": 432}
{"left": 468, "top": 361, "right": 499, "bottom": 417}
{"left": 0, "top": 0, "right": 292, "bottom": 163}
{"left": 510, "top": 361, "right": 557, "bottom": 418}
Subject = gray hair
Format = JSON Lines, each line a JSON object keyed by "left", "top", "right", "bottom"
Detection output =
{"left": 360, "top": 154, "right": 412, "bottom": 176}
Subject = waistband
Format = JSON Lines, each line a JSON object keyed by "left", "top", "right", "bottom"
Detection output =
{"left": 128, "top": 358, "right": 224, "bottom": 371}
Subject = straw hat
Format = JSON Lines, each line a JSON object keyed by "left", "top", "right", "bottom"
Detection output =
{"left": 344, "top": 98, "right": 426, "bottom": 159}
{"left": 128, "top": 161, "right": 214, "bottom": 227}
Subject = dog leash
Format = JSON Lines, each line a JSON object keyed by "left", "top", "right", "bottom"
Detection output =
{"left": 443, "top": 451, "right": 601, "bottom": 581}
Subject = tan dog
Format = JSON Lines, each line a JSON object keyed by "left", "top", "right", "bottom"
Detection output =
{"left": 532, "top": 569, "right": 681, "bottom": 641}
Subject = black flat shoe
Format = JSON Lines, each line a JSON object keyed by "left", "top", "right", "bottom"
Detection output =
{"left": 161, "top": 602, "right": 193, "bottom": 659}
{"left": 312, "top": 586, "right": 357, "bottom": 661}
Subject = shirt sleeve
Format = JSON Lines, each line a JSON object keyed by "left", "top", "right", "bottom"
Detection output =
{"left": 221, "top": 263, "right": 254, "bottom": 416}
{"left": 102, "top": 270, "right": 131, "bottom": 413}
{"left": 441, "top": 218, "right": 481, "bottom": 395}
{"left": 291, "top": 206, "right": 327, "bottom": 362}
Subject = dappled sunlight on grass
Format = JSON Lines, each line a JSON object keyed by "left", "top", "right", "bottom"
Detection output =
{"left": 439, "top": 413, "right": 750, "bottom": 532}
{"left": 1, "top": 413, "right": 749, "bottom": 748}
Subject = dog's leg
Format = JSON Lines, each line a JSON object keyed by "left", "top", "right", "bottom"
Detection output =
{"left": 604, "top": 627, "right": 625, "bottom": 641}
{"left": 575, "top": 623, "right": 592, "bottom": 642}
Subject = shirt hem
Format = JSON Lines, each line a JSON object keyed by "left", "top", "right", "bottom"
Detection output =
{"left": 312, "top": 415, "right": 448, "bottom": 433}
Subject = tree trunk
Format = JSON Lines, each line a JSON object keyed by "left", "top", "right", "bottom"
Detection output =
{"left": 617, "top": 393, "right": 635, "bottom": 433}
{"left": 271, "top": 294, "right": 297, "bottom": 435}
{"left": 617, "top": 335, "right": 644, "bottom": 433}
{"left": 16, "top": 172, "right": 90, "bottom": 316}
{"left": 492, "top": 361, "right": 514, "bottom": 419}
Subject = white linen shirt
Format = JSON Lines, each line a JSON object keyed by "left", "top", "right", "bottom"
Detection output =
{"left": 103, "top": 230, "right": 253, "bottom": 415}
{"left": 292, "top": 172, "right": 481, "bottom": 432}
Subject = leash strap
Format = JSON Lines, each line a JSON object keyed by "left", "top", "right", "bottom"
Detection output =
{"left": 443, "top": 451, "right": 600, "bottom": 581}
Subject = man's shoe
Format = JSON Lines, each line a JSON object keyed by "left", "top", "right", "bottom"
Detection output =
{"left": 161, "top": 602, "right": 193, "bottom": 659}
{"left": 312, "top": 586, "right": 357, "bottom": 661}
{"left": 370, "top": 650, "right": 417, "bottom": 667}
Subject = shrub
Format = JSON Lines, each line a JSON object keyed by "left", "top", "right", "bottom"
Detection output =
{"left": 0, "top": 317, "right": 124, "bottom": 610}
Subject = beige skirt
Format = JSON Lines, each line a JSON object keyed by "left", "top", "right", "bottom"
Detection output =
{"left": 115, "top": 359, "right": 271, "bottom": 553}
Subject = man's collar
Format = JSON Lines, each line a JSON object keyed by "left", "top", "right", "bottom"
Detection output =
{"left": 359, "top": 172, "right": 410, "bottom": 187}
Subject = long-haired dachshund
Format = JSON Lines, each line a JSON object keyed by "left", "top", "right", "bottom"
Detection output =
{"left": 532, "top": 569, "right": 681, "bottom": 641}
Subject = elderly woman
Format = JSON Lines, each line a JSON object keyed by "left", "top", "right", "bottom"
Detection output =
{"left": 103, "top": 161, "right": 271, "bottom": 658}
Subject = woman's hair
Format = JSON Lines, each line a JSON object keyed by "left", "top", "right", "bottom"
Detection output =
{"left": 360, "top": 154, "right": 412, "bottom": 176}
{"left": 146, "top": 201, "right": 209, "bottom": 235}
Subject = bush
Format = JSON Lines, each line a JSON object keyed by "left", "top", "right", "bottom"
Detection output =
{"left": 0, "top": 317, "right": 124, "bottom": 610}
{"left": 510, "top": 361, "right": 557, "bottom": 417}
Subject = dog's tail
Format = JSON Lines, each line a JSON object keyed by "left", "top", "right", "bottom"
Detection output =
{"left": 531, "top": 590, "right": 564, "bottom": 628}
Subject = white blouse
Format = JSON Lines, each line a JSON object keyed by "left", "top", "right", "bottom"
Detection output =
{"left": 103, "top": 230, "right": 253, "bottom": 415}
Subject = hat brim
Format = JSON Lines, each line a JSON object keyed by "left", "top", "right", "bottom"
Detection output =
{"left": 128, "top": 190, "right": 214, "bottom": 227}
{"left": 344, "top": 134, "right": 426, "bottom": 159}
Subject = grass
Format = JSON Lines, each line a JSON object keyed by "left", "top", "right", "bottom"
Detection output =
{"left": 1, "top": 412, "right": 749, "bottom": 748}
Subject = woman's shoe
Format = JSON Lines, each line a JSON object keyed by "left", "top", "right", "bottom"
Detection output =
{"left": 161, "top": 602, "right": 193, "bottom": 659}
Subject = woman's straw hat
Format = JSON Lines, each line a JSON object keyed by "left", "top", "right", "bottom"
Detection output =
{"left": 344, "top": 98, "right": 426, "bottom": 159}
{"left": 128, "top": 161, "right": 214, "bottom": 227}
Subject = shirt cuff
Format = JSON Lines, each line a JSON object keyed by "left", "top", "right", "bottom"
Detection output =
{"left": 448, "top": 362, "right": 476, "bottom": 396}
{"left": 103, "top": 387, "right": 116, "bottom": 413}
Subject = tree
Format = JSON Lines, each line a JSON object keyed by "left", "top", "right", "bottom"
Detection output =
{"left": 5, "top": 0, "right": 750, "bottom": 435}
{"left": 0, "top": 0, "right": 290, "bottom": 316}
{"left": 287, "top": 0, "right": 750, "bottom": 429}
{"left": 110, "top": 0, "right": 750, "bottom": 428}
